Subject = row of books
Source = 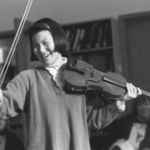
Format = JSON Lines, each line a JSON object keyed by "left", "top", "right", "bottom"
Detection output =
{"left": 63, "top": 23, "right": 112, "bottom": 52}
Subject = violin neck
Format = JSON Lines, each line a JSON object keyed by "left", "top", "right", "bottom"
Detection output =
{"left": 103, "top": 75, "right": 150, "bottom": 97}
{"left": 141, "top": 89, "right": 150, "bottom": 97}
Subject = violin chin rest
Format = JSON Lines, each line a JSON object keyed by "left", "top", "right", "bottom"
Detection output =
{"left": 66, "top": 56, "right": 77, "bottom": 67}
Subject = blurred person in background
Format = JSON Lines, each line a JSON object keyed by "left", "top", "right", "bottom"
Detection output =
{"left": 108, "top": 95, "right": 150, "bottom": 150}
{"left": 90, "top": 95, "right": 150, "bottom": 150}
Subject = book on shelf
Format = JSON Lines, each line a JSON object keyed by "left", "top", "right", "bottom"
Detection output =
{"left": 95, "top": 27, "right": 103, "bottom": 48}
{"left": 86, "top": 23, "right": 99, "bottom": 49}
{"left": 64, "top": 30, "right": 71, "bottom": 51}
{"left": 72, "top": 28, "right": 81, "bottom": 51}
{"left": 79, "top": 28, "right": 88, "bottom": 50}
{"left": 67, "top": 27, "right": 76, "bottom": 51}
{"left": 65, "top": 30, "right": 71, "bottom": 39}
{"left": 101, "top": 24, "right": 108, "bottom": 47}
{"left": 76, "top": 29, "right": 86, "bottom": 51}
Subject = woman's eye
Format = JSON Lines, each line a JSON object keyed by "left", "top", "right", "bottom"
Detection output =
{"left": 33, "top": 44, "right": 38, "bottom": 51}
{"left": 33, "top": 45, "right": 36, "bottom": 48}
{"left": 33, "top": 45, "right": 36, "bottom": 49}
{"left": 44, "top": 42, "right": 49, "bottom": 46}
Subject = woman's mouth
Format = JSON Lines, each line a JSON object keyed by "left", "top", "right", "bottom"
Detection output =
{"left": 41, "top": 53, "right": 51, "bottom": 58}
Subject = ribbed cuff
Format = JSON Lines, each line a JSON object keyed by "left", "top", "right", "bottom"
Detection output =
{"left": 116, "top": 100, "right": 126, "bottom": 112}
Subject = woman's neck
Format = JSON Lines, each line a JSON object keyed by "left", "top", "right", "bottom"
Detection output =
{"left": 46, "top": 53, "right": 66, "bottom": 70}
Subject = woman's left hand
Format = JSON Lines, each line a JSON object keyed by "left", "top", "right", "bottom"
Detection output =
{"left": 123, "top": 83, "right": 142, "bottom": 101}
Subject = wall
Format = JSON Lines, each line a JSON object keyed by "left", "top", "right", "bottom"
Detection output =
{"left": 0, "top": 0, "right": 150, "bottom": 32}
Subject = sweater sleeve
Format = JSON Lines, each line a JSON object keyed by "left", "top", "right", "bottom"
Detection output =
{"left": 86, "top": 91, "right": 123, "bottom": 130}
{"left": 0, "top": 71, "right": 31, "bottom": 119}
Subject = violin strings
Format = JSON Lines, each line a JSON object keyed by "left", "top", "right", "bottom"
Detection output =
{"left": 0, "top": 0, "right": 33, "bottom": 88}
{"left": 77, "top": 67, "right": 126, "bottom": 86}
{"left": 94, "top": 69, "right": 127, "bottom": 86}
{"left": 105, "top": 74, "right": 126, "bottom": 86}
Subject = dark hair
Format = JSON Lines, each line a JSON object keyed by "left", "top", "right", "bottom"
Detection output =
{"left": 132, "top": 95, "right": 150, "bottom": 113}
{"left": 27, "top": 18, "right": 69, "bottom": 61}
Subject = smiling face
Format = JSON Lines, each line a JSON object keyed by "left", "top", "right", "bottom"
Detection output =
{"left": 32, "top": 30, "right": 60, "bottom": 67}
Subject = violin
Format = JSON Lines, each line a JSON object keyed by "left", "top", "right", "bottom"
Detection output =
{"left": 63, "top": 58, "right": 150, "bottom": 100}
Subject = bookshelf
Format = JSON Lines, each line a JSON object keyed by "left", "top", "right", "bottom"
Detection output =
{"left": 62, "top": 18, "right": 121, "bottom": 73}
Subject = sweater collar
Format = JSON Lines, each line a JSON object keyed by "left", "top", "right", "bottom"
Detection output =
{"left": 45, "top": 56, "right": 67, "bottom": 80}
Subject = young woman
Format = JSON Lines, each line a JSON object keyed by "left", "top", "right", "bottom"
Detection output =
{"left": 0, "top": 18, "right": 141, "bottom": 150}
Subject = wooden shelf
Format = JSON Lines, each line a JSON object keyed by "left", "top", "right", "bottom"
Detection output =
{"left": 62, "top": 46, "right": 113, "bottom": 55}
{"left": 62, "top": 18, "right": 121, "bottom": 73}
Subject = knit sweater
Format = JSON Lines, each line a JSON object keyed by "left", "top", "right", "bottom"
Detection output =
{"left": 0, "top": 66, "right": 121, "bottom": 150}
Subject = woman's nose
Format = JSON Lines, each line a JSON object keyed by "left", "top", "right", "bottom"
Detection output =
{"left": 38, "top": 44, "right": 46, "bottom": 53}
